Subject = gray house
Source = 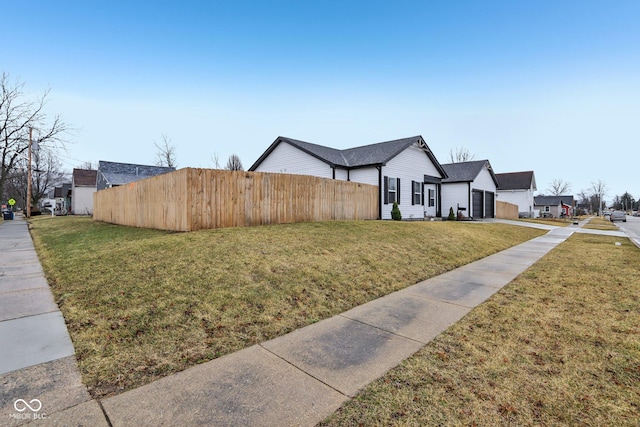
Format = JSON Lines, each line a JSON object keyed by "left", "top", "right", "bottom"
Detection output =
{"left": 96, "top": 161, "right": 176, "bottom": 191}
{"left": 534, "top": 195, "right": 575, "bottom": 218}
{"left": 441, "top": 160, "right": 499, "bottom": 219}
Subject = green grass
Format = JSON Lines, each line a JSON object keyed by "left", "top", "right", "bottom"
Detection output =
{"left": 28, "top": 216, "right": 545, "bottom": 398}
{"left": 320, "top": 233, "right": 640, "bottom": 426}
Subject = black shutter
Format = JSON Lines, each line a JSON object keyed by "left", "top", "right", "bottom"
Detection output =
{"left": 411, "top": 181, "right": 415, "bottom": 205}
{"left": 421, "top": 183, "right": 425, "bottom": 206}
{"left": 383, "top": 176, "right": 388, "bottom": 204}
{"left": 397, "top": 178, "right": 400, "bottom": 204}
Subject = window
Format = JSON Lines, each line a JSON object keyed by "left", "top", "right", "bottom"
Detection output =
{"left": 388, "top": 177, "right": 397, "bottom": 204}
{"left": 428, "top": 189, "right": 435, "bottom": 207}
{"left": 545, "top": 206, "right": 550, "bottom": 212}
{"left": 384, "top": 176, "right": 400, "bottom": 204}
{"left": 412, "top": 181, "right": 422, "bottom": 205}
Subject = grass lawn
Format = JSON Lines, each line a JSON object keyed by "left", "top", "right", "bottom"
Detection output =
{"left": 28, "top": 216, "right": 544, "bottom": 398}
{"left": 320, "top": 233, "right": 640, "bottom": 426}
{"left": 582, "top": 216, "right": 620, "bottom": 231}
{"left": 517, "top": 217, "right": 578, "bottom": 227}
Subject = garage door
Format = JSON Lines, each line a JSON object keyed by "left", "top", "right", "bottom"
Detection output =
{"left": 485, "top": 191, "right": 495, "bottom": 218}
{"left": 472, "top": 190, "right": 483, "bottom": 219}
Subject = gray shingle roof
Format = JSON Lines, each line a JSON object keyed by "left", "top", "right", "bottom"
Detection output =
{"left": 98, "top": 161, "right": 175, "bottom": 187}
{"left": 250, "top": 135, "right": 447, "bottom": 177}
{"left": 534, "top": 195, "right": 574, "bottom": 206}
{"left": 441, "top": 160, "right": 496, "bottom": 185}
{"left": 496, "top": 171, "right": 536, "bottom": 191}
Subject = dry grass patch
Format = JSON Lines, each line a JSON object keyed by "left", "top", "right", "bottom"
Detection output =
{"left": 321, "top": 233, "right": 640, "bottom": 426}
{"left": 517, "top": 217, "right": 576, "bottom": 227}
{"left": 583, "top": 216, "right": 620, "bottom": 231}
{"left": 28, "top": 216, "right": 544, "bottom": 398}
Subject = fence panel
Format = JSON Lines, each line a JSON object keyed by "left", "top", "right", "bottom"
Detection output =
{"left": 496, "top": 200, "right": 519, "bottom": 220}
{"left": 94, "top": 168, "right": 379, "bottom": 231}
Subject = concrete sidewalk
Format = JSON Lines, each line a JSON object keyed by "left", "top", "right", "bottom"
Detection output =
{"left": 0, "top": 214, "right": 95, "bottom": 426}
{"left": 0, "top": 216, "right": 631, "bottom": 426}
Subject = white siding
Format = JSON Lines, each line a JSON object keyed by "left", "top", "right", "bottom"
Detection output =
{"left": 380, "top": 144, "right": 442, "bottom": 220}
{"left": 349, "top": 167, "right": 379, "bottom": 185}
{"left": 472, "top": 168, "right": 497, "bottom": 192}
{"left": 497, "top": 189, "right": 535, "bottom": 215}
{"left": 72, "top": 186, "right": 96, "bottom": 215}
{"left": 335, "top": 168, "right": 349, "bottom": 180}
{"left": 254, "top": 142, "right": 333, "bottom": 178}
{"left": 442, "top": 182, "right": 469, "bottom": 218}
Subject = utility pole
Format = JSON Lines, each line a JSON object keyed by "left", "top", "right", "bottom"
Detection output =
{"left": 27, "top": 127, "right": 32, "bottom": 218}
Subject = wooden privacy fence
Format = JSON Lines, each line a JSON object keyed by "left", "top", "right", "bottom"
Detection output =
{"left": 94, "top": 168, "right": 379, "bottom": 231}
{"left": 496, "top": 200, "right": 519, "bottom": 220}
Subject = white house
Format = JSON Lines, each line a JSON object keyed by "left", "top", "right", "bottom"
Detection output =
{"left": 495, "top": 171, "right": 537, "bottom": 218}
{"left": 249, "top": 136, "right": 449, "bottom": 220}
{"left": 441, "top": 160, "right": 498, "bottom": 219}
{"left": 71, "top": 168, "right": 97, "bottom": 215}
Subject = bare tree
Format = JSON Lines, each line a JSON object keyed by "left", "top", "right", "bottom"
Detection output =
{"left": 154, "top": 134, "right": 177, "bottom": 168}
{"left": 0, "top": 72, "right": 69, "bottom": 201}
{"left": 448, "top": 146, "right": 476, "bottom": 163}
{"left": 76, "top": 161, "right": 96, "bottom": 170}
{"left": 225, "top": 154, "right": 244, "bottom": 171}
{"left": 4, "top": 147, "right": 66, "bottom": 210}
{"left": 590, "top": 180, "right": 607, "bottom": 215}
{"left": 547, "top": 179, "right": 572, "bottom": 196}
{"left": 211, "top": 152, "right": 221, "bottom": 169}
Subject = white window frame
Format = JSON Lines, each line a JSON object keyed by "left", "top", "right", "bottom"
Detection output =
{"left": 388, "top": 178, "right": 397, "bottom": 204}
{"left": 413, "top": 181, "right": 422, "bottom": 205}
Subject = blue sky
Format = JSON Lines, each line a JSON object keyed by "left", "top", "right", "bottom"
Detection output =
{"left": 2, "top": 0, "right": 639, "bottom": 202}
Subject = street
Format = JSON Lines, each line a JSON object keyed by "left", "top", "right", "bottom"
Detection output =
{"left": 614, "top": 214, "right": 640, "bottom": 242}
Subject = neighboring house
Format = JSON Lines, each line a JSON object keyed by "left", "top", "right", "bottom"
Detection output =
{"left": 441, "top": 160, "right": 499, "bottom": 219}
{"left": 576, "top": 202, "right": 592, "bottom": 215}
{"left": 249, "top": 136, "right": 448, "bottom": 220}
{"left": 495, "top": 171, "right": 537, "bottom": 218}
{"left": 71, "top": 169, "right": 97, "bottom": 215}
{"left": 534, "top": 195, "right": 575, "bottom": 218}
{"left": 49, "top": 183, "right": 71, "bottom": 215}
{"left": 97, "top": 161, "right": 176, "bottom": 191}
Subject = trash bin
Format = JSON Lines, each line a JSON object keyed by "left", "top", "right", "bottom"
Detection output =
{"left": 3, "top": 211, "right": 12, "bottom": 220}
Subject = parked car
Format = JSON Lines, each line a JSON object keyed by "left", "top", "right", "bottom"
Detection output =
{"left": 603, "top": 210, "right": 611, "bottom": 218}
{"left": 610, "top": 211, "right": 627, "bottom": 222}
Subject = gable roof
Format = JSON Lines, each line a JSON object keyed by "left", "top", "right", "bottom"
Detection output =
{"left": 98, "top": 160, "right": 176, "bottom": 185}
{"left": 72, "top": 169, "right": 97, "bottom": 187}
{"left": 441, "top": 160, "right": 498, "bottom": 186}
{"left": 249, "top": 135, "right": 447, "bottom": 177}
{"left": 534, "top": 195, "right": 574, "bottom": 206}
{"left": 54, "top": 183, "right": 72, "bottom": 198}
{"left": 98, "top": 161, "right": 175, "bottom": 186}
{"left": 496, "top": 171, "right": 537, "bottom": 191}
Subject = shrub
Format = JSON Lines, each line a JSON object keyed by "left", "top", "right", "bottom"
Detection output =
{"left": 448, "top": 207, "right": 456, "bottom": 221}
{"left": 391, "top": 202, "right": 402, "bottom": 221}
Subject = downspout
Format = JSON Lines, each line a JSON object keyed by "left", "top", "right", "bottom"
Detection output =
{"left": 377, "top": 165, "right": 382, "bottom": 220}
{"left": 468, "top": 182, "right": 471, "bottom": 219}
